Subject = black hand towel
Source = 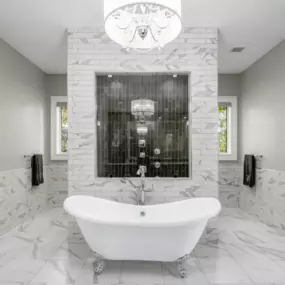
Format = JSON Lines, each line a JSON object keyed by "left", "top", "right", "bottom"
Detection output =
{"left": 243, "top": 154, "right": 256, "bottom": 188}
{"left": 32, "top": 154, "right": 44, "bottom": 186}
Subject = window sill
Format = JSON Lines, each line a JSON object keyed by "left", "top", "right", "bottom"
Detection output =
{"left": 51, "top": 154, "right": 68, "bottom": 161}
{"left": 219, "top": 153, "right": 237, "bottom": 161}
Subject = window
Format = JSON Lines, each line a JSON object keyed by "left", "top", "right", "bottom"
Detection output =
{"left": 51, "top": 96, "right": 68, "bottom": 160}
{"left": 218, "top": 96, "right": 237, "bottom": 161}
{"left": 96, "top": 74, "right": 189, "bottom": 178}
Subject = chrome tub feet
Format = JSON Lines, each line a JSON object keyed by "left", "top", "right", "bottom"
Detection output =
{"left": 91, "top": 252, "right": 192, "bottom": 278}
{"left": 92, "top": 252, "right": 105, "bottom": 275}
{"left": 176, "top": 253, "right": 191, "bottom": 278}
{"left": 177, "top": 261, "right": 187, "bottom": 278}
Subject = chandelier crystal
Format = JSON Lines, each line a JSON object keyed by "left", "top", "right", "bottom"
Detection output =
{"left": 104, "top": 0, "right": 182, "bottom": 52}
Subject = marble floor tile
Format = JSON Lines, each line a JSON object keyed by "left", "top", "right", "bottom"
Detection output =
{"left": 29, "top": 257, "right": 84, "bottom": 284}
{"left": 225, "top": 242, "right": 285, "bottom": 283}
{"left": 120, "top": 261, "right": 163, "bottom": 284}
{"left": 195, "top": 244, "right": 252, "bottom": 284}
{"left": 51, "top": 242, "right": 92, "bottom": 261}
{"left": 0, "top": 257, "right": 45, "bottom": 283}
{"left": 75, "top": 259, "right": 122, "bottom": 285}
{"left": 1, "top": 207, "right": 285, "bottom": 285}
{"left": 163, "top": 259, "right": 210, "bottom": 285}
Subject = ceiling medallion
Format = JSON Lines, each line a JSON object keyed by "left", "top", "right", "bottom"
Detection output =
{"left": 104, "top": 0, "right": 182, "bottom": 52}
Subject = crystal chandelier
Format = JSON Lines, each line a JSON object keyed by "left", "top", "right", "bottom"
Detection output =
{"left": 104, "top": 0, "right": 182, "bottom": 52}
{"left": 131, "top": 99, "right": 155, "bottom": 118}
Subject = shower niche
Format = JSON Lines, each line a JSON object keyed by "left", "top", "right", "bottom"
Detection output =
{"left": 96, "top": 74, "right": 189, "bottom": 178}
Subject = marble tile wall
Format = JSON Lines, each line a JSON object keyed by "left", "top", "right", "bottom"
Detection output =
{"left": 67, "top": 29, "right": 218, "bottom": 190}
{"left": 66, "top": 27, "right": 220, "bottom": 243}
{"left": 67, "top": 27, "right": 218, "bottom": 242}
{"left": 0, "top": 164, "right": 48, "bottom": 235}
{"left": 218, "top": 160, "right": 285, "bottom": 231}
{"left": 240, "top": 168, "right": 285, "bottom": 230}
{"left": 47, "top": 164, "right": 68, "bottom": 207}
{"left": 21, "top": 161, "right": 245, "bottom": 211}
{"left": 29, "top": 161, "right": 244, "bottom": 210}
{"left": 218, "top": 162, "right": 242, "bottom": 208}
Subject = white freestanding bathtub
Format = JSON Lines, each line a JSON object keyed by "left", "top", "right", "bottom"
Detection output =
{"left": 64, "top": 195, "right": 221, "bottom": 277}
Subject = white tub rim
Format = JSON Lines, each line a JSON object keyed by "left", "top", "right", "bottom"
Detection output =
{"left": 64, "top": 195, "right": 221, "bottom": 228}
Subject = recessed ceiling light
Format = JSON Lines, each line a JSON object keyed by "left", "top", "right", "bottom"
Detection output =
{"left": 231, "top": 47, "right": 245, "bottom": 53}
{"left": 108, "top": 74, "right": 112, "bottom": 78}
{"left": 173, "top": 74, "right": 177, "bottom": 78}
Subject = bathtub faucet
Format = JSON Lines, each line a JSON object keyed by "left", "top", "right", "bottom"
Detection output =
{"left": 136, "top": 166, "right": 152, "bottom": 205}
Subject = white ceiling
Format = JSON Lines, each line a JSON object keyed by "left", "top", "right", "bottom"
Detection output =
{"left": 0, "top": 0, "right": 285, "bottom": 74}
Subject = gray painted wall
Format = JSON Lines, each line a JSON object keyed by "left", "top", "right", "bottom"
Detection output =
{"left": 45, "top": 75, "right": 67, "bottom": 97}
{"left": 240, "top": 40, "right": 285, "bottom": 171}
{"left": 218, "top": 74, "right": 241, "bottom": 98}
{"left": 0, "top": 40, "right": 48, "bottom": 171}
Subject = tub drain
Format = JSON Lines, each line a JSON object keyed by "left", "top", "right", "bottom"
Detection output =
{"left": 140, "top": 211, "right": 146, "bottom": 217}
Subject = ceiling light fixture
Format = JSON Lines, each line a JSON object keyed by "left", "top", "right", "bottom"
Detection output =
{"left": 104, "top": 0, "right": 182, "bottom": 52}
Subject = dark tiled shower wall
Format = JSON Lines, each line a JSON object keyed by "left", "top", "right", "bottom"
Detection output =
{"left": 96, "top": 74, "right": 189, "bottom": 178}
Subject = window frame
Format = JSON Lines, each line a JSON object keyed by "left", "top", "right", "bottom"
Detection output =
{"left": 218, "top": 96, "right": 238, "bottom": 161}
{"left": 50, "top": 96, "right": 68, "bottom": 161}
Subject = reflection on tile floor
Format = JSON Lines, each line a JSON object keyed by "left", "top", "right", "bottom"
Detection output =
{"left": 1, "top": 208, "right": 285, "bottom": 284}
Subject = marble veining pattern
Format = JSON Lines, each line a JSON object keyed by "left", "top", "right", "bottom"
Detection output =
{"left": 218, "top": 161, "right": 285, "bottom": 231}
{"left": 218, "top": 163, "right": 243, "bottom": 208}
{"left": 1, "top": 207, "right": 285, "bottom": 284}
{"left": 47, "top": 164, "right": 68, "bottom": 207}
{"left": 20, "top": 161, "right": 243, "bottom": 211}
{"left": 240, "top": 168, "right": 285, "bottom": 231}
{"left": 67, "top": 27, "right": 219, "bottom": 242}
{"left": 0, "top": 166, "right": 48, "bottom": 235}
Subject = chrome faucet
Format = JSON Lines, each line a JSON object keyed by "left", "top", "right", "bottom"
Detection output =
{"left": 136, "top": 165, "right": 153, "bottom": 205}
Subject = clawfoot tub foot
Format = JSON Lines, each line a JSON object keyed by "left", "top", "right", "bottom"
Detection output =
{"left": 177, "top": 261, "right": 187, "bottom": 278}
{"left": 94, "top": 259, "right": 105, "bottom": 274}
{"left": 176, "top": 253, "right": 191, "bottom": 278}
{"left": 92, "top": 253, "right": 105, "bottom": 275}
